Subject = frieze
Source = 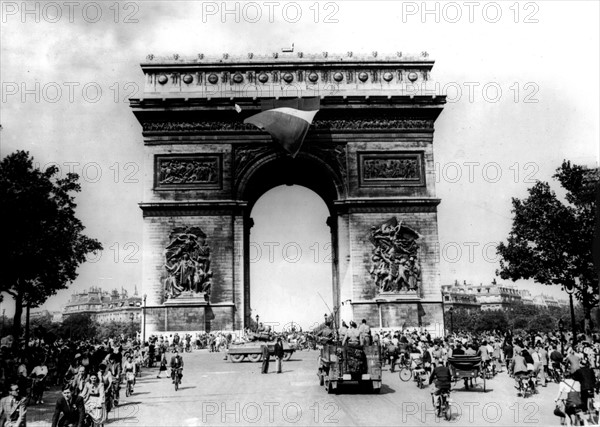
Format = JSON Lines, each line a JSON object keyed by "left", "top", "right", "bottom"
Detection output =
{"left": 143, "top": 118, "right": 434, "bottom": 133}
{"left": 364, "top": 158, "right": 419, "bottom": 180}
{"left": 155, "top": 155, "right": 222, "bottom": 189}
{"left": 313, "top": 119, "right": 434, "bottom": 130}
{"left": 358, "top": 152, "right": 425, "bottom": 187}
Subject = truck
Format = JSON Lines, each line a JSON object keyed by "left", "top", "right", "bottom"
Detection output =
{"left": 227, "top": 336, "right": 295, "bottom": 363}
{"left": 317, "top": 343, "right": 382, "bottom": 394}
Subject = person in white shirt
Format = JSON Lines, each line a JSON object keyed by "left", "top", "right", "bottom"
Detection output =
{"left": 30, "top": 359, "right": 49, "bottom": 404}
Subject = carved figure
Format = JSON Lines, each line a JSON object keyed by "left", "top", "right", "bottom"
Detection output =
{"left": 163, "top": 227, "right": 212, "bottom": 300}
{"left": 368, "top": 217, "right": 421, "bottom": 295}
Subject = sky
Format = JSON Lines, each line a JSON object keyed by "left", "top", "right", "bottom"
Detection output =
{"left": 0, "top": 1, "right": 598, "bottom": 328}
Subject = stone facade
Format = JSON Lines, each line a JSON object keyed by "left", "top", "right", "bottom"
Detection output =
{"left": 130, "top": 52, "right": 446, "bottom": 336}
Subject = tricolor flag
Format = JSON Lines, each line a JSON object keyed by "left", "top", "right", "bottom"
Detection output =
{"left": 243, "top": 97, "right": 320, "bottom": 157}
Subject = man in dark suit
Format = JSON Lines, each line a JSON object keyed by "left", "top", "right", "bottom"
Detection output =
{"left": 261, "top": 344, "right": 270, "bottom": 374}
{"left": 169, "top": 348, "right": 184, "bottom": 383}
{"left": 274, "top": 338, "right": 285, "bottom": 374}
{"left": 51, "top": 384, "right": 85, "bottom": 427}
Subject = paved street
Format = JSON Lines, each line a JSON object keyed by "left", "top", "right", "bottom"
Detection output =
{"left": 28, "top": 349, "right": 563, "bottom": 426}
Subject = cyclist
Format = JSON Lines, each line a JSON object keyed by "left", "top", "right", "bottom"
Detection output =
{"left": 133, "top": 347, "right": 143, "bottom": 378}
{"left": 97, "top": 363, "right": 114, "bottom": 412}
{"left": 555, "top": 372, "right": 583, "bottom": 426}
{"left": 122, "top": 355, "right": 136, "bottom": 395}
{"left": 511, "top": 349, "right": 529, "bottom": 392}
{"left": 429, "top": 361, "right": 452, "bottom": 415}
{"left": 170, "top": 349, "right": 184, "bottom": 384}
{"left": 30, "top": 358, "right": 49, "bottom": 404}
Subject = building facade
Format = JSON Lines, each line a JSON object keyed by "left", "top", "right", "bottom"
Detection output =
{"left": 443, "top": 280, "right": 569, "bottom": 311}
{"left": 63, "top": 287, "right": 142, "bottom": 324}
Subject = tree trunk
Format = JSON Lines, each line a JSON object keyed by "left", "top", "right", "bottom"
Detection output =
{"left": 584, "top": 304, "right": 591, "bottom": 341}
{"left": 24, "top": 302, "right": 31, "bottom": 348}
{"left": 12, "top": 291, "right": 23, "bottom": 350}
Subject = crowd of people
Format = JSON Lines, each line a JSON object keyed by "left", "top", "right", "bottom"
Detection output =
{"left": 371, "top": 326, "right": 600, "bottom": 425}
{"left": 0, "top": 330, "right": 239, "bottom": 426}
{"left": 1, "top": 324, "right": 599, "bottom": 426}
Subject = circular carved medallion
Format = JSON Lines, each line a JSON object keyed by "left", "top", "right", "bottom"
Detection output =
{"left": 207, "top": 73, "right": 218, "bottom": 84}
{"left": 232, "top": 73, "right": 243, "bottom": 84}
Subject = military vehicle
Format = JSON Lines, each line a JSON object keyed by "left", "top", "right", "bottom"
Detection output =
{"left": 227, "top": 333, "right": 295, "bottom": 363}
{"left": 317, "top": 343, "right": 382, "bottom": 394}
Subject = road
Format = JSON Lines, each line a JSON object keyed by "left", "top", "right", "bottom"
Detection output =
{"left": 27, "top": 349, "right": 564, "bottom": 426}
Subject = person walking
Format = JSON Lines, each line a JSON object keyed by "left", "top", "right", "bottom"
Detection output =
{"left": 156, "top": 348, "right": 168, "bottom": 378}
{"left": 274, "top": 338, "right": 284, "bottom": 374}
{"left": 261, "top": 344, "right": 270, "bottom": 374}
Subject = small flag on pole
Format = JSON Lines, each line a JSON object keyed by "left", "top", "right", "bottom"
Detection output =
{"left": 234, "top": 104, "right": 242, "bottom": 113}
{"left": 243, "top": 97, "right": 319, "bottom": 157}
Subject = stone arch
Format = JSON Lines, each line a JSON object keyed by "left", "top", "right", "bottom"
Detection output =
{"left": 237, "top": 151, "right": 343, "bottom": 327}
{"left": 236, "top": 150, "right": 345, "bottom": 211}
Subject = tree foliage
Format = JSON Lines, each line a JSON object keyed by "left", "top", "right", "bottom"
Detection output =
{"left": 496, "top": 161, "right": 599, "bottom": 326}
{"left": 445, "top": 303, "right": 592, "bottom": 335}
{"left": 59, "top": 313, "right": 97, "bottom": 340}
{"left": 0, "top": 151, "right": 103, "bottom": 343}
{"left": 96, "top": 320, "right": 137, "bottom": 341}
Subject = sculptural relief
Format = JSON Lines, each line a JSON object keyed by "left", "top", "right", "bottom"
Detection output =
{"left": 156, "top": 156, "right": 220, "bottom": 188}
{"left": 163, "top": 226, "right": 212, "bottom": 301}
{"left": 369, "top": 217, "right": 421, "bottom": 295}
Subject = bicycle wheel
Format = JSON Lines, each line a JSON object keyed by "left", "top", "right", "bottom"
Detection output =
{"left": 444, "top": 401, "right": 452, "bottom": 421}
{"left": 125, "top": 384, "right": 130, "bottom": 397}
{"left": 399, "top": 367, "right": 412, "bottom": 382}
{"left": 174, "top": 376, "right": 179, "bottom": 391}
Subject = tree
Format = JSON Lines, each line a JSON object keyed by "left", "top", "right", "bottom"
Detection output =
{"left": 96, "top": 320, "right": 138, "bottom": 341}
{"left": 60, "top": 313, "right": 97, "bottom": 340}
{"left": 496, "top": 161, "right": 599, "bottom": 332}
{"left": 0, "top": 151, "right": 103, "bottom": 347}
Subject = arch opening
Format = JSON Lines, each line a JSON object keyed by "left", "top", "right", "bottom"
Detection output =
{"left": 249, "top": 185, "right": 334, "bottom": 331}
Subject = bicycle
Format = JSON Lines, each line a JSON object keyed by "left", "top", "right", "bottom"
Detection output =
{"left": 483, "top": 360, "right": 496, "bottom": 379}
{"left": 172, "top": 368, "right": 182, "bottom": 391}
{"left": 516, "top": 373, "right": 536, "bottom": 398}
{"left": 549, "top": 364, "right": 564, "bottom": 384}
{"left": 125, "top": 372, "right": 135, "bottom": 397}
{"left": 556, "top": 398, "right": 588, "bottom": 426}
{"left": 398, "top": 355, "right": 413, "bottom": 382}
{"left": 112, "top": 379, "right": 120, "bottom": 408}
{"left": 432, "top": 389, "right": 452, "bottom": 421}
{"left": 414, "top": 368, "right": 428, "bottom": 389}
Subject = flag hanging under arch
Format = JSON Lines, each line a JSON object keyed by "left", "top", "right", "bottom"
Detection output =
{"left": 243, "top": 97, "right": 320, "bottom": 158}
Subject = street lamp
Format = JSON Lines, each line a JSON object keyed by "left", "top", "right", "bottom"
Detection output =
{"left": 565, "top": 281, "right": 577, "bottom": 346}
{"left": 129, "top": 312, "right": 134, "bottom": 341}
{"left": 448, "top": 307, "right": 454, "bottom": 335}
{"left": 558, "top": 318, "right": 564, "bottom": 349}
{"left": 142, "top": 294, "right": 147, "bottom": 344}
{"left": 255, "top": 315, "right": 259, "bottom": 332}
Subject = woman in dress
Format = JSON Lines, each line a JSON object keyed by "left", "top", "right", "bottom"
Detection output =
{"left": 81, "top": 373, "right": 106, "bottom": 426}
